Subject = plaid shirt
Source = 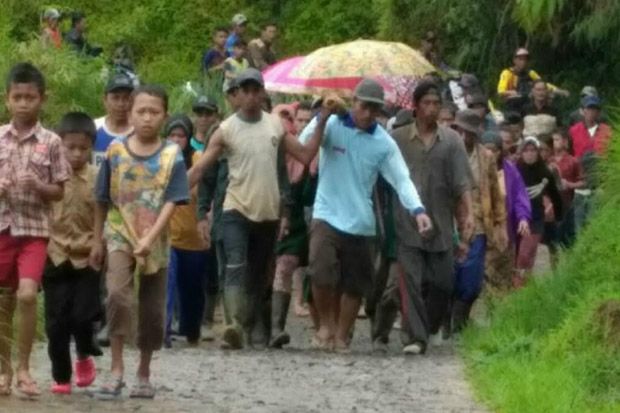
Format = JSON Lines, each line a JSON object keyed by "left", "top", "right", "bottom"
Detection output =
{"left": 0, "top": 122, "right": 71, "bottom": 238}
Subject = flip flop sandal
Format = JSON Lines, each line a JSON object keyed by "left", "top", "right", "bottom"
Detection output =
{"left": 16, "top": 378, "right": 41, "bottom": 398}
{"left": 0, "top": 374, "right": 11, "bottom": 396}
{"left": 92, "top": 378, "right": 125, "bottom": 400}
{"left": 129, "top": 381, "right": 156, "bottom": 399}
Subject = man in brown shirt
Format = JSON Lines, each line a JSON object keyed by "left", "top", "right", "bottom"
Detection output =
{"left": 373, "top": 81, "right": 473, "bottom": 355}
{"left": 247, "top": 23, "right": 278, "bottom": 70}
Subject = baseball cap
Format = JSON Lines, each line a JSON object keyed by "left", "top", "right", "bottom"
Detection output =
{"left": 452, "top": 109, "right": 482, "bottom": 136}
{"left": 514, "top": 47, "right": 529, "bottom": 57}
{"left": 459, "top": 73, "right": 480, "bottom": 89}
{"left": 236, "top": 68, "right": 264, "bottom": 87}
{"left": 232, "top": 13, "right": 248, "bottom": 26}
{"left": 582, "top": 95, "right": 602, "bottom": 109}
{"left": 580, "top": 86, "right": 598, "bottom": 98}
{"left": 105, "top": 74, "right": 134, "bottom": 93}
{"left": 192, "top": 95, "right": 218, "bottom": 113}
{"left": 44, "top": 8, "right": 61, "bottom": 20}
{"left": 225, "top": 77, "right": 239, "bottom": 94}
{"left": 354, "top": 78, "right": 384, "bottom": 106}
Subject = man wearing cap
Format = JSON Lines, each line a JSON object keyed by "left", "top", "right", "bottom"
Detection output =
{"left": 191, "top": 95, "right": 219, "bottom": 152}
{"left": 93, "top": 74, "right": 134, "bottom": 168}
{"left": 451, "top": 109, "right": 506, "bottom": 332}
{"left": 466, "top": 92, "right": 498, "bottom": 133}
{"left": 41, "top": 8, "right": 62, "bottom": 49}
{"left": 372, "top": 81, "right": 472, "bottom": 355}
{"left": 226, "top": 14, "right": 248, "bottom": 56}
{"left": 569, "top": 86, "right": 608, "bottom": 126}
{"left": 522, "top": 80, "right": 562, "bottom": 124}
{"left": 189, "top": 68, "right": 315, "bottom": 349}
{"left": 569, "top": 95, "right": 612, "bottom": 232}
{"left": 296, "top": 79, "right": 431, "bottom": 353}
{"left": 248, "top": 23, "right": 278, "bottom": 70}
{"left": 497, "top": 47, "right": 567, "bottom": 111}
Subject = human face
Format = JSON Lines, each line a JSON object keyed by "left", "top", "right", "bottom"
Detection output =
{"left": 532, "top": 82, "right": 548, "bottom": 103}
{"left": 48, "top": 18, "right": 59, "bottom": 29}
{"left": 513, "top": 55, "right": 528, "bottom": 72}
{"left": 294, "top": 109, "right": 312, "bottom": 133}
{"left": 552, "top": 133, "right": 566, "bottom": 152}
{"left": 214, "top": 31, "right": 227, "bottom": 48}
{"left": 233, "top": 46, "right": 246, "bottom": 59}
{"left": 521, "top": 144, "right": 539, "bottom": 165}
{"left": 226, "top": 89, "right": 241, "bottom": 111}
{"left": 438, "top": 108, "right": 455, "bottom": 127}
{"left": 236, "top": 23, "right": 247, "bottom": 35}
{"left": 62, "top": 133, "right": 92, "bottom": 171}
{"left": 194, "top": 109, "right": 217, "bottom": 133}
{"left": 416, "top": 93, "right": 441, "bottom": 123}
{"left": 130, "top": 93, "right": 167, "bottom": 141}
{"left": 6, "top": 83, "right": 44, "bottom": 126}
{"left": 103, "top": 89, "right": 132, "bottom": 122}
{"left": 167, "top": 126, "right": 188, "bottom": 150}
{"left": 263, "top": 26, "right": 278, "bottom": 43}
{"left": 583, "top": 107, "right": 601, "bottom": 125}
{"left": 238, "top": 83, "right": 265, "bottom": 115}
{"left": 540, "top": 143, "right": 552, "bottom": 162}
{"left": 351, "top": 99, "right": 381, "bottom": 131}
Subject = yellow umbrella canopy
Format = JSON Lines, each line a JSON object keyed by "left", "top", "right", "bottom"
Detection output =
{"left": 290, "top": 39, "right": 435, "bottom": 79}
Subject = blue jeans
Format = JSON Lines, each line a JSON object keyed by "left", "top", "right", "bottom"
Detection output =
{"left": 166, "top": 247, "right": 210, "bottom": 341}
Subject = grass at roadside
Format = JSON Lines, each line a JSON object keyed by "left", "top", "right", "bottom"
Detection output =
{"left": 462, "top": 116, "right": 620, "bottom": 413}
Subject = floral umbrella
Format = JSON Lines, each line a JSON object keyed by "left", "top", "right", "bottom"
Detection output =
{"left": 262, "top": 40, "right": 436, "bottom": 108}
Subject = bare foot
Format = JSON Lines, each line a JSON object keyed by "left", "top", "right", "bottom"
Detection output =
{"left": 15, "top": 370, "right": 41, "bottom": 397}
{"left": 0, "top": 373, "right": 12, "bottom": 396}
{"left": 294, "top": 303, "right": 310, "bottom": 317}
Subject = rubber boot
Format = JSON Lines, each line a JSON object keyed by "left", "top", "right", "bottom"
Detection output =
{"left": 0, "top": 289, "right": 16, "bottom": 375}
{"left": 221, "top": 287, "right": 245, "bottom": 350}
{"left": 202, "top": 294, "right": 217, "bottom": 342}
{"left": 451, "top": 299, "right": 473, "bottom": 334}
{"left": 269, "top": 292, "right": 291, "bottom": 349}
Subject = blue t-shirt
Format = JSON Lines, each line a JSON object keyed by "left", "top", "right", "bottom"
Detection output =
{"left": 225, "top": 33, "right": 239, "bottom": 56}
{"left": 299, "top": 114, "right": 424, "bottom": 236}
{"left": 202, "top": 48, "right": 228, "bottom": 71}
{"left": 93, "top": 117, "right": 132, "bottom": 170}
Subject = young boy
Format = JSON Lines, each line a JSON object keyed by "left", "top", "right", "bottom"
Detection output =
{"left": 93, "top": 74, "right": 134, "bottom": 169}
{"left": 202, "top": 27, "right": 229, "bottom": 72}
{"left": 0, "top": 63, "right": 71, "bottom": 397}
{"left": 223, "top": 39, "right": 249, "bottom": 93}
{"left": 91, "top": 85, "right": 189, "bottom": 399}
{"left": 44, "top": 112, "right": 102, "bottom": 394}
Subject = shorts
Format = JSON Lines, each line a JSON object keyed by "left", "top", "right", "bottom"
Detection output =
{"left": 0, "top": 231, "right": 48, "bottom": 290}
{"left": 308, "top": 220, "right": 373, "bottom": 297}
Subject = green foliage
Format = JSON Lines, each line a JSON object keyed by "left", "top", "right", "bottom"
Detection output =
{"left": 462, "top": 110, "right": 620, "bottom": 412}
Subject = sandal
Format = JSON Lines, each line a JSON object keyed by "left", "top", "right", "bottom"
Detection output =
{"left": 92, "top": 377, "right": 125, "bottom": 400}
{"left": 129, "top": 380, "right": 156, "bottom": 399}
{"left": 16, "top": 377, "right": 41, "bottom": 398}
{"left": 0, "top": 374, "right": 11, "bottom": 396}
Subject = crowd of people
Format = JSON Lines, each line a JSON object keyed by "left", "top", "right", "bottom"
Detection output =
{"left": 0, "top": 9, "right": 612, "bottom": 402}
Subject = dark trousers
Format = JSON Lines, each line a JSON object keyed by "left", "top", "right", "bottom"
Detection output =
{"left": 166, "top": 248, "right": 209, "bottom": 341}
{"left": 222, "top": 210, "right": 278, "bottom": 342}
{"left": 373, "top": 246, "right": 454, "bottom": 346}
{"left": 43, "top": 262, "right": 102, "bottom": 383}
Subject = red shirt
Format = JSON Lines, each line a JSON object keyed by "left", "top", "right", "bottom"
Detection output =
{"left": 569, "top": 121, "right": 612, "bottom": 159}
{"left": 552, "top": 152, "right": 583, "bottom": 205}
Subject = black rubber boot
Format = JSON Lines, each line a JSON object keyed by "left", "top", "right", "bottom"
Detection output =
{"left": 221, "top": 287, "right": 245, "bottom": 350}
{"left": 269, "top": 292, "right": 291, "bottom": 349}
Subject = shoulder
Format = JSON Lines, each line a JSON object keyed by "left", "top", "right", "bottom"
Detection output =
{"left": 499, "top": 68, "right": 512, "bottom": 77}
{"left": 94, "top": 117, "right": 106, "bottom": 129}
{"left": 390, "top": 122, "right": 413, "bottom": 142}
{"left": 438, "top": 124, "right": 461, "bottom": 144}
{"left": 0, "top": 124, "right": 9, "bottom": 139}
{"left": 39, "top": 127, "right": 63, "bottom": 146}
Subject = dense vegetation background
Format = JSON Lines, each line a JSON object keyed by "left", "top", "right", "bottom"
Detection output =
{"left": 1, "top": 0, "right": 619, "bottom": 123}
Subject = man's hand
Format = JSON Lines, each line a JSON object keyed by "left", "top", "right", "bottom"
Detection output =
{"left": 197, "top": 219, "right": 212, "bottom": 249}
{"left": 278, "top": 217, "right": 290, "bottom": 241}
{"left": 89, "top": 240, "right": 106, "bottom": 271}
{"left": 415, "top": 213, "right": 433, "bottom": 237}
{"left": 517, "top": 219, "right": 530, "bottom": 237}
{"left": 456, "top": 241, "right": 469, "bottom": 263}
{"left": 0, "top": 178, "right": 11, "bottom": 198}
{"left": 134, "top": 236, "right": 154, "bottom": 257}
{"left": 17, "top": 172, "right": 40, "bottom": 192}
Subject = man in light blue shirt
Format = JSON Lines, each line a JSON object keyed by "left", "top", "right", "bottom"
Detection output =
{"left": 299, "top": 79, "right": 432, "bottom": 352}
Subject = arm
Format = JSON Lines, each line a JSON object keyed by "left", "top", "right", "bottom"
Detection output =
{"left": 379, "top": 143, "right": 425, "bottom": 216}
{"left": 284, "top": 110, "right": 330, "bottom": 165}
{"left": 196, "top": 161, "right": 219, "bottom": 220}
{"left": 21, "top": 177, "right": 64, "bottom": 201}
{"left": 546, "top": 169, "right": 564, "bottom": 221}
{"left": 134, "top": 201, "right": 177, "bottom": 257}
{"left": 488, "top": 155, "right": 506, "bottom": 227}
{"left": 455, "top": 191, "right": 473, "bottom": 242}
{"left": 248, "top": 42, "right": 267, "bottom": 70}
{"left": 188, "top": 128, "right": 225, "bottom": 188}
{"left": 498, "top": 69, "right": 517, "bottom": 98}
{"left": 30, "top": 137, "right": 71, "bottom": 201}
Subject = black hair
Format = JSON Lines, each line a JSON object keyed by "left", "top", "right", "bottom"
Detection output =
{"left": 131, "top": 84, "right": 168, "bottom": 112}
{"left": 5, "top": 62, "right": 46, "bottom": 95}
{"left": 71, "top": 12, "right": 85, "bottom": 28}
{"left": 262, "top": 22, "right": 277, "bottom": 30}
{"left": 413, "top": 80, "right": 441, "bottom": 105}
{"left": 214, "top": 26, "right": 229, "bottom": 35}
{"left": 532, "top": 79, "right": 546, "bottom": 88}
{"left": 233, "top": 39, "right": 247, "bottom": 48}
{"left": 57, "top": 112, "right": 97, "bottom": 144}
{"left": 296, "top": 101, "right": 313, "bottom": 114}
{"left": 538, "top": 133, "right": 553, "bottom": 148}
